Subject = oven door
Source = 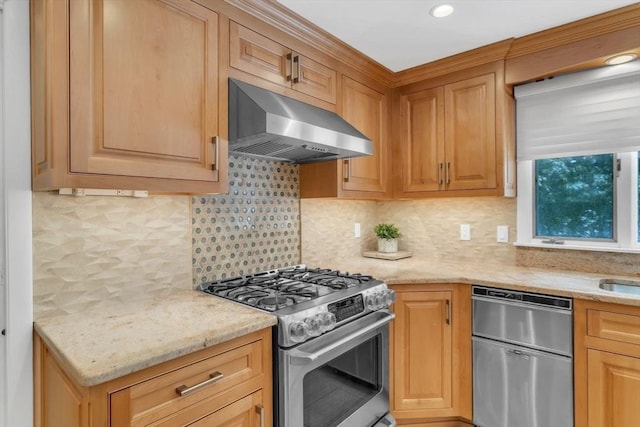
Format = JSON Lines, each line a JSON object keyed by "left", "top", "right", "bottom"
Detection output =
{"left": 279, "top": 309, "right": 395, "bottom": 427}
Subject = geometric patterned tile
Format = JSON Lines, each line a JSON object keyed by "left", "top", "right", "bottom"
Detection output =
{"left": 191, "top": 155, "right": 301, "bottom": 285}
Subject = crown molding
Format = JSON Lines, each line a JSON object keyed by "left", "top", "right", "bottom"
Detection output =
{"left": 507, "top": 3, "right": 640, "bottom": 59}
{"left": 392, "top": 39, "right": 513, "bottom": 88}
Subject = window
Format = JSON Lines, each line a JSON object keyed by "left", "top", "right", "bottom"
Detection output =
{"left": 518, "top": 152, "right": 638, "bottom": 251}
{"left": 535, "top": 154, "right": 614, "bottom": 240}
{"left": 515, "top": 60, "right": 640, "bottom": 252}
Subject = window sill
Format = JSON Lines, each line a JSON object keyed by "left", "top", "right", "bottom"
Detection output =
{"left": 514, "top": 242, "right": 640, "bottom": 254}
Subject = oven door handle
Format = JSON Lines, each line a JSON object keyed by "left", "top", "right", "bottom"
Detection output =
{"left": 288, "top": 311, "right": 395, "bottom": 365}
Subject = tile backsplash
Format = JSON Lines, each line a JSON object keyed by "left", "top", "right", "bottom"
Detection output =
{"left": 302, "top": 197, "right": 517, "bottom": 266}
{"left": 32, "top": 156, "right": 301, "bottom": 318}
{"left": 31, "top": 154, "right": 638, "bottom": 318}
{"left": 191, "top": 155, "right": 301, "bottom": 285}
{"left": 32, "top": 193, "right": 192, "bottom": 319}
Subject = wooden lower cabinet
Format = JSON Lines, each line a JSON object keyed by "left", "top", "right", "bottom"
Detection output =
{"left": 34, "top": 328, "right": 272, "bottom": 427}
{"left": 389, "top": 284, "right": 472, "bottom": 424}
{"left": 574, "top": 299, "right": 640, "bottom": 427}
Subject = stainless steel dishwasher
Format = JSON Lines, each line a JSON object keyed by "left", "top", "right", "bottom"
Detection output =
{"left": 472, "top": 286, "right": 573, "bottom": 427}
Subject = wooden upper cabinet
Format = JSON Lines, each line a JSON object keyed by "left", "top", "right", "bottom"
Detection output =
{"left": 394, "top": 63, "right": 512, "bottom": 198}
{"left": 299, "top": 76, "right": 391, "bottom": 199}
{"left": 341, "top": 76, "right": 389, "bottom": 194}
{"left": 31, "top": 0, "right": 228, "bottom": 193}
{"left": 229, "top": 21, "right": 337, "bottom": 104}
{"left": 444, "top": 74, "right": 496, "bottom": 191}
{"left": 399, "top": 87, "right": 445, "bottom": 193}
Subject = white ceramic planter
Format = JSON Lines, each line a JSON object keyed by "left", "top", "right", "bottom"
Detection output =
{"left": 377, "top": 238, "right": 398, "bottom": 253}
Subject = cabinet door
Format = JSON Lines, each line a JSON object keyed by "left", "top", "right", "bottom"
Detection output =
{"left": 341, "top": 77, "right": 390, "bottom": 194}
{"left": 587, "top": 349, "right": 640, "bottom": 427}
{"left": 444, "top": 74, "right": 496, "bottom": 191}
{"left": 293, "top": 53, "right": 337, "bottom": 104}
{"left": 188, "top": 390, "right": 265, "bottom": 426}
{"left": 392, "top": 290, "right": 453, "bottom": 414}
{"left": 399, "top": 87, "right": 445, "bottom": 193}
{"left": 69, "top": 0, "right": 221, "bottom": 182}
{"left": 229, "top": 21, "right": 291, "bottom": 87}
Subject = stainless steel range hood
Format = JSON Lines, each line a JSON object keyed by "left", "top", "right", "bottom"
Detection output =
{"left": 228, "top": 79, "right": 372, "bottom": 164}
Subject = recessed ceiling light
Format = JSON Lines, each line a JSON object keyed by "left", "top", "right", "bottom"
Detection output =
{"left": 605, "top": 53, "right": 637, "bottom": 66}
{"left": 430, "top": 4, "right": 454, "bottom": 18}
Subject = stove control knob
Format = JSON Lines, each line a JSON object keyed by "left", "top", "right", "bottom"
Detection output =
{"left": 383, "top": 289, "right": 396, "bottom": 307}
{"left": 365, "top": 294, "right": 376, "bottom": 310}
{"left": 375, "top": 292, "right": 386, "bottom": 309}
{"left": 305, "top": 316, "right": 322, "bottom": 337}
{"left": 318, "top": 312, "right": 336, "bottom": 332}
{"left": 289, "top": 321, "right": 309, "bottom": 343}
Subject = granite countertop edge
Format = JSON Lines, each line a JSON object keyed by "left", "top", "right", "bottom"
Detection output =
{"left": 34, "top": 289, "right": 278, "bottom": 388}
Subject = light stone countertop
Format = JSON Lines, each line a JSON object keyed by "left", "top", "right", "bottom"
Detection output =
{"left": 35, "top": 257, "right": 639, "bottom": 388}
{"left": 310, "top": 256, "right": 640, "bottom": 306}
{"left": 34, "top": 288, "right": 277, "bottom": 387}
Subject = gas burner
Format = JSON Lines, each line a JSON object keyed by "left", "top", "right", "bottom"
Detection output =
{"left": 257, "top": 296, "right": 296, "bottom": 311}
{"left": 199, "top": 265, "right": 380, "bottom": 313}
{"left": 315, "top": 277, "right": 360, "bottom": 289}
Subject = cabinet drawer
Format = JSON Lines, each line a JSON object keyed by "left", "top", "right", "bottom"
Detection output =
{"left": 110, "top": 340, "right": 264, "bottom": 426}
{"left": 587, "top": 309, "right": 640, "bottom": 346}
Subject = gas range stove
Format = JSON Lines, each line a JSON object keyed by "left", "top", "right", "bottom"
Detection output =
{"left": 198, "top": 265, "right": 395, "bottom": 347}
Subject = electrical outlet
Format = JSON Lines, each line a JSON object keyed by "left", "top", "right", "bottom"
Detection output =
{"left": 460, "top": 224, "right": 471, "bottom": 241}
{"left": 497, "top": 225, "right": 509, "bottom": 243}
{"left": 354, "top": 223, "right": 361, "bottom": 238}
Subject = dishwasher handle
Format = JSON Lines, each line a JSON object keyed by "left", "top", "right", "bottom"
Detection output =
{"left": 506, "top": 348, "right": 531, "bottom": 360}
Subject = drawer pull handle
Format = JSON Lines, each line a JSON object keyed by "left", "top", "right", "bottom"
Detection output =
{"left": 438, "top": 163, "right": 443, "bottom": 185}
{"left": 256, "top": 404, "right": 265, "bottom": 427}
{"left": 506, "top": 349, "right": 531, "bottom": 360}
{"left": 175, "top": 371, "right": 223, "bottom": 396}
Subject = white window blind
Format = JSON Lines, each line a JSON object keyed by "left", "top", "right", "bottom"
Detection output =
{"left": 515, "top": 60, "right": 640, "bottom": 160}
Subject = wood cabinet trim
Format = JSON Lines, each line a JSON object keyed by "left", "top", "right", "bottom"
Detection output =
{"left": 393, "top": 39, "right": 513, "bottom": 88}
{"left": 506, "top": 3, "right": 640, "bottom": 59}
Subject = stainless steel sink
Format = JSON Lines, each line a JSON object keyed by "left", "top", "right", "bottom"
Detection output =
{"left": 599, "top": 279, "right": 640, "bottom": 296}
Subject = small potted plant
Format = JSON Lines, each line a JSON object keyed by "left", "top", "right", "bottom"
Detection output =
{"left": 374, "top": 223, "right": 400, "bottom": 253}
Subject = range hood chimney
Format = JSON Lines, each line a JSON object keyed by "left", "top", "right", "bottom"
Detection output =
{"left": 228, "top": 79, "right": 373, "bottom": 164}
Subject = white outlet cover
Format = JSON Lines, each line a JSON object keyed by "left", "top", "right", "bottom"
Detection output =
{"left": 354, "top": 223, "right": 361, "bottom": 238}
{"left": 497, "top": 225, "right": 509, "bottom": 243}
{"left": 460, "top": 224, "right": 471, "bottom": 241}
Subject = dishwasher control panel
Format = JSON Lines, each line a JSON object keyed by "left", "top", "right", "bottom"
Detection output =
{"left": 472, "top": 285, "right": 572, "bottom": 310}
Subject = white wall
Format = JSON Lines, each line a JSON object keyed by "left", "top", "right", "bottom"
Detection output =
{"left": 1, "top": 1, "right": 34, "bottom": 426}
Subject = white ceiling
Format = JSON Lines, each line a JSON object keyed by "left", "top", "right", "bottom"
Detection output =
{"left": 276, "top": 0, "right": 639, "bottom": 72}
